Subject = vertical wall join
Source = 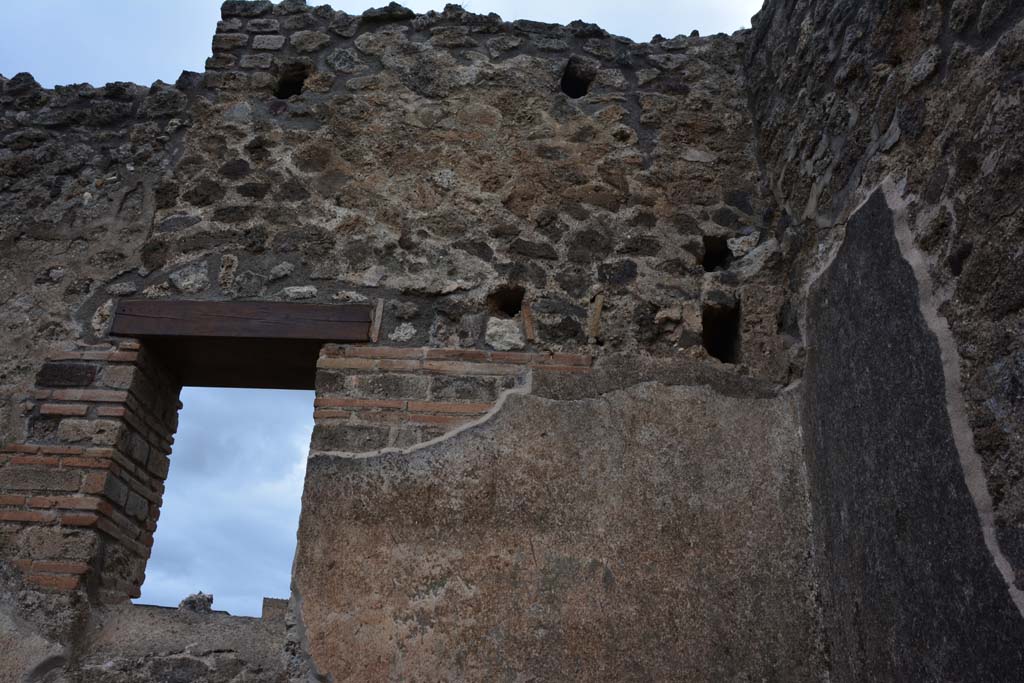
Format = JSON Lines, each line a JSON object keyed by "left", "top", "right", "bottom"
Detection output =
{"left": 802, "top": 190, "right": 1024, "bottom": 680}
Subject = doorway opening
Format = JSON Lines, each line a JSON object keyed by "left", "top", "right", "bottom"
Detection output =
{"left": 135, "top": 387, "right": 314, "bottom": 617}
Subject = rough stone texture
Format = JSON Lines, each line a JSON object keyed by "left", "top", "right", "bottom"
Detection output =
{"left": 1, "top": 0, "right": 1024, "bottom": 679}
{"left": 77, "top": 603, "right": 287, "bottom": 682}
{"left": 803, "top": 190, "right": 1024, "bottom": 680}
{"left": 745, "top": 0, "right": 1024, "bottom": 582}
{"left": 295, "top": 381, "right": 823, "bottom": 681}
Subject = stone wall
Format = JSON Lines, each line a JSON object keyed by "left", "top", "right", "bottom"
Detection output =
{"left": 2, "top": 0, "right": 1023, "bottom": 679}
{"left": 293, "top": 361, "right": 823, "bottom": 681}
{"left": 745, "top": 0, "right": 1024, "bottom": 678}
{"left": 0, "top": 340, "right": 179, "bottom": 603}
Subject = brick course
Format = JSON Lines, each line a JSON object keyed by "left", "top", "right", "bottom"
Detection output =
{"left": 312, "top": 345, "right": 592, "bottom": 454}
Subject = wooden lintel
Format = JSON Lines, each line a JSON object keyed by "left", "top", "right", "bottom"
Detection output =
{"left": 111, "top": 300, "right": 373, "bottom": 342}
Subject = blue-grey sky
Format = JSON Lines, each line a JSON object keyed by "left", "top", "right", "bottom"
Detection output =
{"left": 1, "top": 0, "right": 763, "bottom": 617}
{"left": 138, "top": 387, "right": 313, "bottom": 617}
{"left": 0, "top": 1, "right": 763, "bottom": 88}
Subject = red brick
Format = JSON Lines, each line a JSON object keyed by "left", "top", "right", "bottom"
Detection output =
{"left": 317, "top": 357, "right": 377, "bottom": 370}
{"left": 60, "top": 512, "right": 99, "bottom": 527}
{"left": 3, "top": 443, "right": 40, "bottom": 454}
{"left": 96, "top": 405, "right": 127, "bottom": 418}
{"left": 315, "top": 397, "right": 405, "bottom": 410}
{"left": 9, "top": 455, "right": 60, "bottom": 467}
{"left": 83, "top": 448, "right": 116, "bottom": 459}
{"left": 0, "top": 494, "right": 27, "bottom": 506}
{"left": 407, "top": 401, "right": 493, "bottom": 415}
{"left": 0, "top": 510, "right": 55, "bottom": 523}
{"left": 27, "top": 573, "right": 80, "bottom": 590}
{"left": 39, "top": 403, "right": 89, "bottom": 416}
{"left": 407, "top": 413, "right": 474, "bottom": 426}
{"left": 422, "top": 361, "right": 522, "bottom": 376}
{"left": 31, "top": 560, "right": 90, "bottom": 575}
{"left": 107, "top": 351, "right": 139, "bottom": 363}
{"left": 425, "top": 348, "right": 490, "bottom": 362}
{"left": 346, "top": 346, "right": 424, "bottom": 360}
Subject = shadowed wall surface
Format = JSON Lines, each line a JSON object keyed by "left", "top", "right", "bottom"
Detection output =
{"left": 1, "top": 0, "right": 1023, "bottom": 680}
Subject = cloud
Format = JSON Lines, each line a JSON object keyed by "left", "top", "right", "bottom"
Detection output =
{"left": 136, "top": 387, "right": 313, "bottom": 617}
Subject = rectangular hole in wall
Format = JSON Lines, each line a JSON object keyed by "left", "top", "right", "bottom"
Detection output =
{"left": 702, "top": 300, "right": 741, "bottom": 364}
{"left": 135, "top": 386, "right": 314, "bottom": 617}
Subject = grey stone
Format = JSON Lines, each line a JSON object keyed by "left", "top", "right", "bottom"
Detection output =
{"left": 246, "top": 18, "right": 279, "bottom": 33}
{"left": 221, "top": 0, "right": 272, "bottom": 17}
{"left": 178, "top": 592, "right": 213, "bottom": 613}
{"left": 211, "top": 33, "right": 249, "bottom": 51}
{"left": 325, "top": 47, "right": 364, "bottom": 73}
{"left": 803, "top": 190, "right": 1024, "bottom": 680}
{"left": 169, "top": 263, "right": 210, "bottom": 293}
{"left": 362, "top": 3, "right": 414, "bottom": 22}
{"left": 485, "top": 317, "right": 525, "bottom": 351}
{"left": 239, "top": 53, "right": 273, "bottom": 69}
{"left": 252, "top": 34, "right": 286, "bottom": 50}
{"left": 290, "top": 30, "right": 331, "bottom": 53}
{"left": 268, "top": 262, "right": 295, "bottom": 281}
{"left": 282, "top": 285, "right": 317, "bottom": 300}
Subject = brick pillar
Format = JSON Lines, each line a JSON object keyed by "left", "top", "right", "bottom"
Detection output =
{"left": 312, "top": 345, "right": 592, "bottom": 455}
{"left": 0, "top": 340, "right": 180, "bottom": 602}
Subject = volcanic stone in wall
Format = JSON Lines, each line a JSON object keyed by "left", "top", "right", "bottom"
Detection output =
{"left": 802, "top": 190, "right": 1024, "bottom": 681}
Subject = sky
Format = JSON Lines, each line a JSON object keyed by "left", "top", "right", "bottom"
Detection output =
{"left": 0, "top": 0, "right": 764, "bottom": 88}
{"left": 1, "top": 0, "right": 763, "bottom": 617}
{"left": 137, "top": 387, "right": 314, "bottom": 616}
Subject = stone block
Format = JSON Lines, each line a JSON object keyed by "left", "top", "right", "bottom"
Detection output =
{"left": 212, "top": 33, "right": 249, "bottom": 52}
{"left": 0, "top": 467, "right": 80, "bottom": 492}
{"left": 125, "top": 492, "right": 149, "bottom": 522}
{"left": 290, "top": 30, "right": 331, "bottom": 53}
{"left": 253, "top": 34, "right": 286, "bottom": 50}
{"left": 429, "top": 375, "right": 502, "bottom": 402}
{"left": 240, "top": 53, "right": 273, "bottom": 69}
{"left": 56, "top": 419, "right": 122, "bottom": 446}
{"left": 36, "top": 362, "right": 97, "bottom": 388}
{"left": 217, "top": 18, "right": 244, "bottom": 32}
{"left": 205, "top": 54, "right": 237, "bottom": 70}
{"left": 348, "top": 373, "right": 431, "bottom": 400}
{"left": 203, "top": 71, "right": 250, "bottom": 90}
{"left": 311, "top": 423, "right": 389, "bottom": 452}
{"left": 146, "top": 452, "right": 170, "bottom": 479}
{"left": 221, "top": 0, "right": 272, "bottom": 18}
{"left": 103, "top": 476, "right": 129, "bottom": 507}
{"left": 100, "top": 365, "right": 136, "bottom": 390}
{"left": 246, "top": 18, "right": 280, "bottom": 33}
{"left": 23, "top": 525, "right": 98, "bottom": 561}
